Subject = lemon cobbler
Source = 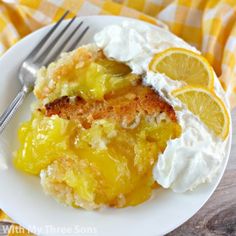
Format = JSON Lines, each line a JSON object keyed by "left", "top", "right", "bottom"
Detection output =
{"left": 13, "top": 45, "right": 181, "bottom": 209}
{"left": 12, "top": 19, "right": 231, "bottom": 211}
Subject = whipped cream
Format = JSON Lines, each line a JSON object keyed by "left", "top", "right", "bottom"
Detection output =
{"left": 145, "top": 72, "right": 227, "bottom": 192}
{"left": 94, "top": 20, "right": 230, "bottom": 192}
{"left": 95, "top": 21, "right": 198, "bottom": 75}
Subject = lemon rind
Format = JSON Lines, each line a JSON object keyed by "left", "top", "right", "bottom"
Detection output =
{"left": 172, "top": 86, "right": 230, "bottom": 140}
{"left": 149, "top": 47, "right": 215, "bottom": 90}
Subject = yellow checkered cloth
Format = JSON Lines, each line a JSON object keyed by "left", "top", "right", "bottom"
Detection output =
{"left": 0, "top": 0, "right": 235, "bottom": 234}
{"left": 0, "top": 0, "right": 234, "bottom": 108}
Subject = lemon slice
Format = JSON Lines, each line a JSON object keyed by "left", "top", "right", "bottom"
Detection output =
{"left": 149, "top": 48, "right": 214, "bottom": 89}
{"left": 172, "top": 86, "right": 230, "bottom": 139}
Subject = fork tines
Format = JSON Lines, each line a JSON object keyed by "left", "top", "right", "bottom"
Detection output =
{"left": 30, "top": 11, "right": 89, "bottom": 66}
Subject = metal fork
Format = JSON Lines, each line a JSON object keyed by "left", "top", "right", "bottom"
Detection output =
{"left": 0, "top": 11, "right": 89, "bottom": 134}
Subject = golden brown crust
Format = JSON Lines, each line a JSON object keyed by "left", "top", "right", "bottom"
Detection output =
{"left": 53, "top": 47, "right": 104, "bottom": 80}
{"left": 40, "top": 156, "right": 100, "bottom": 210}
{"left": 34, "top": 45, "right": 104, "bottom": 101}
{"left": 44, "top": 84, "right": 177, "bottom": 128}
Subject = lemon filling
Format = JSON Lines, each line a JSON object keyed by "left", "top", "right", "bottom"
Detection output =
{"left": 15, "top": 112, "right": 181, "bottom": 208}
{"left": 14, "top": 46, "right": 181, "bottom": 209}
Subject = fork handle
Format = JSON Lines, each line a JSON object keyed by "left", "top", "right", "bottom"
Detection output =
{"left": 0, "top": 86, "right": 29, "bottom": 134}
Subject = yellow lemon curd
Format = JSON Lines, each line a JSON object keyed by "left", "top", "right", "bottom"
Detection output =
{"left": 14, "top": 48, "right": 181, "bottom": 209}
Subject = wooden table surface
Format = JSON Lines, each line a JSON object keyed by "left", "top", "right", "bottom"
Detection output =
{"left": 167, "top": 109, "right": 236, "bottom": 236}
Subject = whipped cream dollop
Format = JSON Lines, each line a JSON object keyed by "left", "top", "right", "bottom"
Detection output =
{"left": 145, "top": 73, "right": 227, "bottom": 192}
{"left": 94, "top": 21, "right": 230, "bottom": 192}
{"left": 95, "top": 21, "right": 198, "bottom": 75}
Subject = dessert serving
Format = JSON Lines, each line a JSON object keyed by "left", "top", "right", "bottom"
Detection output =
{"left": 13, "top": 21, "right": 230, "bottom": 209}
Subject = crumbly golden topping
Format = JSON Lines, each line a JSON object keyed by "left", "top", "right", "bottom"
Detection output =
{"left": 14, "top": 45, "right": 181, "bottom": 210}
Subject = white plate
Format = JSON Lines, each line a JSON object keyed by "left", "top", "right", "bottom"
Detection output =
{"left": 0, "top": 16, "right": 232, "bottom": 236}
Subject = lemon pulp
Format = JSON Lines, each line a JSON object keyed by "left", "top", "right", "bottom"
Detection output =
{"left": 149, "top": 48, "right": 214, "bottom": 89}
{"left": 172, "top": 86, "right": 229, "bottom": 139}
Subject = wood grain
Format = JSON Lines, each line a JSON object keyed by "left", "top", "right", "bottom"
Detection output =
{"left": 167, "top": 109, "right": 236, "bottom": 236}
